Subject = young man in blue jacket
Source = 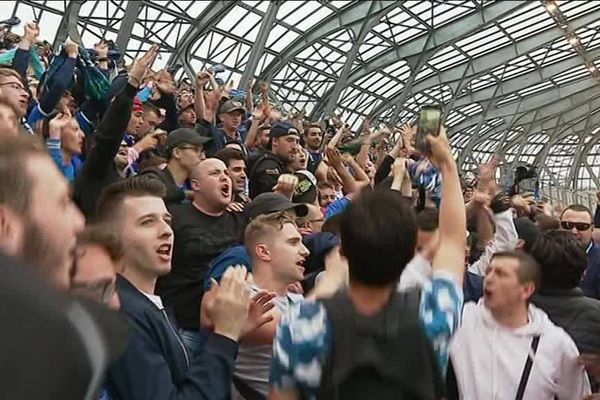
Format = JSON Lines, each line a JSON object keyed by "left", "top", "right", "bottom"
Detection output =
{"left": 97, "top": 176, "right": 271, "bottom": 400}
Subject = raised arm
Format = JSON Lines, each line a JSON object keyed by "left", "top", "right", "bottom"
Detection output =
{"left": 14, "top": 21, "right": 39, "bottom": 77}
{"left": 82, "top": 46, "right": 158, "bottom": 176}
{"left": 427, "top": 127, "right": 466, "bottom": 285}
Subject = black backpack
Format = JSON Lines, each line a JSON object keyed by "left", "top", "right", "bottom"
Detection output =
{"left": 316, "top": 289, "right": 444, "bottom": 400}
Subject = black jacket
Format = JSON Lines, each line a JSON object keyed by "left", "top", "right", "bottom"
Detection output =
{"left": 73, "top": 83, "right": 138, "bottom": 219}
{"left": 106, "top": 275, "right": 238, "bottom": 400}
{"left": 532, "top": 287, "right": 600, "bottom": 354}
{"left": 138, "top": 166, "right": 186, "bottom": 206}
{"left": 248, "top": 151, "right": 287, "bottom": 199}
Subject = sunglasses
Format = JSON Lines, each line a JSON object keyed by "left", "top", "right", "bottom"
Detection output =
{"left": 560, "top": 221, "right": 591, "bottom": 231}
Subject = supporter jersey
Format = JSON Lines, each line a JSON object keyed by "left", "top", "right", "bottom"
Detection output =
{"left": 270, "top": 272, "right": 463, "bottom": 399}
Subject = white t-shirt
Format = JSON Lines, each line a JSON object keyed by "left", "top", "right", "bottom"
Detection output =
{"left": 234, "top": 285, "right": 303, "bottom": 397}
{"left": 141, "top": 291, "right": 164, "bottom": 310}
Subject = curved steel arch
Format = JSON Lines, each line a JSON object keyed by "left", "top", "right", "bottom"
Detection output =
{"left": 256, "top": 0, "right": 399, "bottom": 84}
{"left": 309, "top": 0, "right": 529, "bottom": 119}
{"left": 456, "top": 91, "right": 600, "bottom": 166}
{"left": 166, "top": 0, "right": 239, "bottom": 79}
{"left": 368, "top": 7, "right": 600, "bottom": 121}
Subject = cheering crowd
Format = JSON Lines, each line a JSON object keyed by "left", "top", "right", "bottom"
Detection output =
{"left": 2, "top": 20, "right": 600, "bottom": 400}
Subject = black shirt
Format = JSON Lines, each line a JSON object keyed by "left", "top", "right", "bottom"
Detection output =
{"left": 156, "top": 202, "right": 247, "bottom": 330}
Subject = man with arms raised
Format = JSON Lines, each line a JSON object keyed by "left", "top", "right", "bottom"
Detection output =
{"left": 270, "top": 128, "right": 466, "bottom": 399}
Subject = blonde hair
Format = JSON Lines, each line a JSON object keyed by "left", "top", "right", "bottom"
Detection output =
{"left": 245, "top": 212, "right": 297, "bottom": 253}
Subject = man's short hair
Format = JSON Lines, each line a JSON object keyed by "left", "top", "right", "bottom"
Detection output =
{"left": 318, "top": 182, "right": 334, "bottom": 191}
{"left": 142, "top": 102, "right": 161, "bottom": 118}
{"left": 560, "top": 204, "right": 593, "bottom": 221}
{"left": 304, "top": 123, "right": 322, "bottom": 134}
{"left": 0, "top": 135, "right": 46, "bottom": 215}
{"left": 245, "top": 212, "right": 296, "bottom": 256}
{"left": 0, "top": 67, "right": 26, "bottom": 86}
{"left": 340, "top": 188, "right": 417, "bottom": 286}
{"left": 491, "top": 250, "right": 541, "bottom": 291}
{"left": 417, "top": 208, "right": 439, "bottom": 232}
{"left": 77, "top": 223, "right": 124, "bottom": 263}
{"left": 214, "top": 147, "right": 246, "bottom": 167}
{"left": 97, "top": 177, "right": 166, "bottom": 223}
{"left": 529, "top": 230, "right": 586, "bottom": 290}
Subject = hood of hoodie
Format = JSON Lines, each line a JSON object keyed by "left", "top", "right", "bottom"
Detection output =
{"left": 473, "top": 298, "right": 553, "bottom": 337}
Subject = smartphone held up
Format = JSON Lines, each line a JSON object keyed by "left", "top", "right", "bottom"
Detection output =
{"left": 416, "top": 105, "right": 443, "bottom": 154}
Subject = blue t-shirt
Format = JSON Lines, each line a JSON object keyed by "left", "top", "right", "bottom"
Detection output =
{"left": 270, "top": 272, "right": 463, "bottom": 399}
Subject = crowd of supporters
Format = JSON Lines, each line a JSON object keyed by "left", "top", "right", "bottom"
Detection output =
{"left": 2, "top": 20, "right": 600, "bottom": 400}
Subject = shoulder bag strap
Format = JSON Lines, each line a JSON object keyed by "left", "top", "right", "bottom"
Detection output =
{"left": 515, "top": 335, "right": 541, "bottom": 400}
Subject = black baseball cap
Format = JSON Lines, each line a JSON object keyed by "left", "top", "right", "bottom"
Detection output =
{"left": 165, "top": 128, "right": 211, "bottom": 153}
{"left": 219, "top": 99, "right": 246, "bottom": 114}
{"left": 245, "top": 192, "right": 309, "bottom": 219}
{"left": 177, "top": 103, "right": 194, "bottom": 116}
{"left": 270, "top": 121, "right": 300, "bottom": 140}
{"left": 293, "top": 170, "right": 318, "bottom": 204}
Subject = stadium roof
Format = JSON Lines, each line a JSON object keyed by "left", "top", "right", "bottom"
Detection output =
{"left": 5, "top": 0, "right": 600, "bottom": 195}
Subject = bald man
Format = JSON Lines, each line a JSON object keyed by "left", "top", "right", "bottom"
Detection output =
{"left": 156, "top": 158, "right": 248, "bottom": 353}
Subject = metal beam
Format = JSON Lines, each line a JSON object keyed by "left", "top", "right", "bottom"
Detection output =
{"left": 452, "top": 47, "right": 600, "bottom": 110}
{"left": 494, "top": 94, "right": 600, "bottom": 156}
{"left": 369, "top": 7, "right": 600, "bottom": 120}
{"left": 311, "top": 0, "right": 529, "bottom": 119}
{"left": 257, "top": 0, "right": 399, "bottom": 83}
{"left": 167, "top": 1, "right": 239, "bottom": 79}
{"left": 52, "top": 0, "right": 83, "bottom": 48}
{"left": 451, "top": 77, "right": 600, "bottom": 133}
{"left": 116, "top": 0, "right": 143, "bottom": 61}
{"left": 458, "top": 93, "right": 600, "bottom": 167}
{"left": 238, "top": 1, "right": 280, "bottom": 90}
{"left": 311, "top": 2, "right": 389, "bottom": 119}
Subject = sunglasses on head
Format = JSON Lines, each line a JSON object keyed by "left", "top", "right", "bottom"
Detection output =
{"left": 560, "top": 221, "right": 591, "bottom": 231}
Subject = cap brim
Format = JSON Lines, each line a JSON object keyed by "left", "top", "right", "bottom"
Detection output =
{"left": 191, "top": 136, "right": 212, "bottom": 145}
{"left": 223, "top": 107, "right": 246, "bottom": 114}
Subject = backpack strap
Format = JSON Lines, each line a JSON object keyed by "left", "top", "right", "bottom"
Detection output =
{"left": 515, "top": 335, "right": 540, "bottom": 400}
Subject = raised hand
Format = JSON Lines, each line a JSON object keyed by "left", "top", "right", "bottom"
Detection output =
{"left": 128, "top": 45, "right": 159, "bottom": 88}
{"left": 210, "top": 266, "right": 253, "bottom": 342}
{"left": 156, "top": 69, "right": 176, "bottom": 95}
{"left": 64, "top": 37, "right": 78, "bottom": 59}
{"left": 391, "top": 157, "right": 406, "bottom": 178}
{"left": 425, "top": 126, "right": 454, "bottom": 169}
{"left": 242, "top": 290, "right": 276, "bottom": 336}
{"left": 23, "top": 21, "right": 39, "bottom": 43}
{"left": 326, "top": 147, "right": 344, "bottom": 169}
{"left": 273, "top": 174, "right": 299, "bottom": 199}
{"left": 48, "top": 112, "right": 72, "bottom": 139}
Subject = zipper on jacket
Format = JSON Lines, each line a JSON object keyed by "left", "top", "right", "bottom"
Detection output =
{"left": 161, "top": 309, "right": 190, "bottom": 367}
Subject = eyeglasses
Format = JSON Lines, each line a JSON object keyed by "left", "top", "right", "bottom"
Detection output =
{"left": 560, "top": 221, "right": 592, "bottom": 231}
{"left": 71, "top": 280, "right": 116, "bottom": 305}
{"left": 0, "top": 82, "right": 27, "bottom": 92}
